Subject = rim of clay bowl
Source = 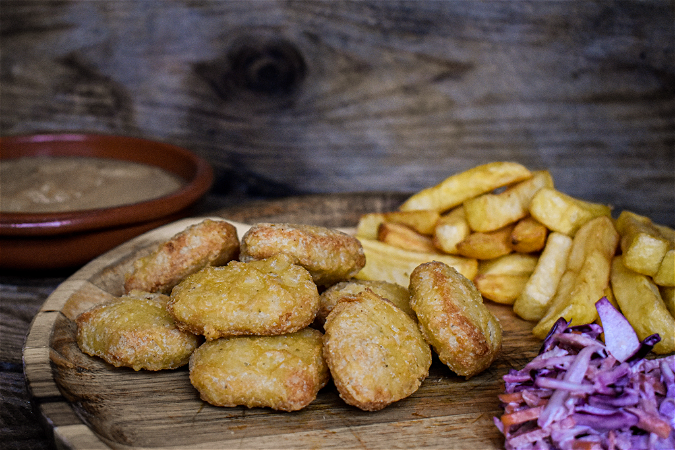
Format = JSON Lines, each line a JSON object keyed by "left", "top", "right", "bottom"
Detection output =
{"left": 0, "top": 133, "right": 213, "bottom": 237}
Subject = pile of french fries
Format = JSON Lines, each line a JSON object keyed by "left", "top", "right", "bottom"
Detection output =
{"left": 354, "top": 162, "right": 675, "bottom": 354}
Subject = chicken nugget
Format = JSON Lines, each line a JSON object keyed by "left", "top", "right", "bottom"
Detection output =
{"left": 316, "top": 279, "right": 414, "bottom": 327}
{"left": 168, "top": 253, "right": 319, "bottom": 340}
{"left": 124, "top": 219, "right": 240, "bottom": 294}
{"left": 409, "top": 261, "right": 502, "bottom": 379}
{"left": 76, "top": 290, "right": 201, "bottom": 371}
{"left": 240, "top": 223, "right": 365, "bottom": 287}
{"left": 323, "top": 289, "right": 431, "bottom": 411}
{"left": 189, "top": 328, "right": 329, "bottom": 411}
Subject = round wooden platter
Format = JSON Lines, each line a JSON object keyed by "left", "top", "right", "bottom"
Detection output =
{"left": 24, "top": 192, "right": 543, "bottom": 450}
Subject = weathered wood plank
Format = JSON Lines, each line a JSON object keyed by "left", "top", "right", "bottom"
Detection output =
{"left": 1, "top": 0, "right": 673, "bottom": 227}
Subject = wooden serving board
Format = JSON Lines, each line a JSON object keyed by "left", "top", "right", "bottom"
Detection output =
{"left": 24, "top": 193, "right": 543, "bottom": 450}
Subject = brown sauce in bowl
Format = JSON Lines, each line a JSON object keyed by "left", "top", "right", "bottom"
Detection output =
{"left": 1, "top": 156, "right": 185, "bottom": 213}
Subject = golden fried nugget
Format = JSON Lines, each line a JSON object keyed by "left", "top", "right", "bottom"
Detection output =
{"left": 323, "top": 289, "right": 432, "bottom": 411}
{"left": 316, "top": 279, "right": 414, "bottom": 327}
{"left": 168, "top": 254, "right": 319, "bottom": 340}
{"left": 409, "top": 261, "right": 502, "bottom": 379}
{"left": 124, "top": 219, "right": 240, "bottom": 294}
{"left": 76, "top": 290, "right": 201, "bottom": 371}
{"left": 189, "top": 328, "right": 329, "bottom": 411}
{"left": 240, "top": 223, "right": 365, "bottom": 286}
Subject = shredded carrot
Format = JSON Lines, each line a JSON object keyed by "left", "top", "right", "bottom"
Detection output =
{"left": 498, "top": 392, "right": 524, "bottom": 403}
{"left": 501, "top": 406, "right": 543, "bottom": 428}
{"left": 571, "top": 441, "right": 602, "bottom": 450}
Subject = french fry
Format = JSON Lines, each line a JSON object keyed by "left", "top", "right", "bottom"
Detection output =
{"left": 382, "top": 210, "right": 440, "bottom": 235}
{"left": 510, "top": 217, "right": 548, "bottom": 254}
{"left": 615, "top": 210, "right": 673, "bottom": 278}
{"left": 529, "top": 188, "right": 612, "bottom": 236}
{"left": 377, "top": 222, "right": 437, "bottom": 253}
{"left": 355, "top": 238, "right": 478, "bottom": 287}
{"left": 513, "top": 232, "right": 573, "bottom": 322}
{"left": 355, "top": 213, "right": 386, "bottom": 240}
{"left": 660, "top": 285, "right": 675, "bottom": 319}
{"left": 610, "top": 255, "right": 675, "bottom": 354}
{"left": 432, "top": 206, "right": 470, "bottom": 254}
{"left": 399, "top": 162, "right": 532, "bottom": 213}
{"left": 654, "top": 249, "right": 675, "bottom": 287}
{"left": 456, "top": 224, "right": 514, "bottom": 260}
{"left": 532, "top": 216, "right": 619, "bottom": 339}
{"left": 474, "top": 253, "right": 538, "bottom": 304}
{"left": 463, "top": 170, "right": 554, "bottom": 232}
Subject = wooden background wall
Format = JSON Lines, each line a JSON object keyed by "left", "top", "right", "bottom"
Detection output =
{"left": 1, "top": 0, "right": 673, "bottom": 226}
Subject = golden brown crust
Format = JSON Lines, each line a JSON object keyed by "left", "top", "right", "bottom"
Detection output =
{"left": 316, "top": 279, "right": 414, "bottom": 327}
{"left": 409, "top": 261, "right": 502, "bottom": 379}
{"left": 124, "top": 219, "right": 240, "bottom": 294}
{"left": 189, "top": 328, "right": 329, "bottom": 411}
{"left": 76, "top": 290, "right": 201, "bottom": 371}
{"left": 240, "top": 223, "right": 365, "bottom": 286}
{"left": 322, "top": 289, "right": 431, "bottom": 411}
{"left": 168, "top": 254, "right": 319, "bottom": 340}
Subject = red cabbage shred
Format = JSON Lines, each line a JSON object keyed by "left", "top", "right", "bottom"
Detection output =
{"left": 495, "top": 318, "right": 675, "bottom": 450}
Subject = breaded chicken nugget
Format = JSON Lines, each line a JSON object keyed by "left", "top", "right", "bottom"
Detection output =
{"left": 316, "top": 279, "right": 414, "bottom": 327}
{"left": 124, "top": 219, "right": 240, "bottom": 294}
{"left": 409, "top": 261, "right": 502, "bottom": 379}
{"left": 168, "top": 253, "right": 319, "bottom": 340}
{"left": 76, "top": 290, "right": 201, "bottom": 371}
{"left": 239, "top": 223, "right": 365, "bottom": 287}
{"left": 189, "top": 328, "right": 329, "bottom": 411}
{"left": 323, "top": 289, "right": 431, "bottom": 411}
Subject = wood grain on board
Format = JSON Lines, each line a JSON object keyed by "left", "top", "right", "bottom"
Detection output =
{"left": 1, "top": 1, "right": 673, "bottom": 227}
{"left": 24, "top": 192, "right": 543, "bottom": 449}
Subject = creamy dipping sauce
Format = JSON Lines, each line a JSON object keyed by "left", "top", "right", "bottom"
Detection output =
{"left": 0, "top": 156, "right": 185, "bottom": 213}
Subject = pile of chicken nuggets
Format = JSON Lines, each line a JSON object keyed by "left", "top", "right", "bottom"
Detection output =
{"left": 76, "top": 219, "right": 503, "bottom": 412}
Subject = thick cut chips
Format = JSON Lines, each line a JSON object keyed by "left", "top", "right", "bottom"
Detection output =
{"left": 377, "top": 221, "right": 437, "bottom": 253}
{"left": 356, "top": 238, "right": 478, "bottom": 286}
{"left": 615, "top": 210, "right": 674, "bottom": 279}
{"left": 529, "top": 188, "right": 612, "bottom": 236}
{"left": 610, "top": 256, "right": 675, "bottom": 354}
{"left": 433, "top": 206, "right": 471, "bottom": 254}
{"left": 456, "top": 224, "right": 515, "bottom": 260}
{"left": 510, "top": 217, "right": 548, "bottom": 254}
{"left": 532, "top": 216, "right": 619, "bottom": 338}
{"left": 474, "top": 253, "right": 538, "bottom": 305}
{"left": 513, "top": 232, "right": 573, "bottom": 322}
{"left": 464, "top": 170, "right": 553, "bottom": 233}
{"left": 399, "top": 162, "right": 532, "bottom": 213}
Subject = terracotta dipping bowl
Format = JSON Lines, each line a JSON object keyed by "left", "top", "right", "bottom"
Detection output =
{"left": 0, "top": 134, "right": 213, "bottom": 270}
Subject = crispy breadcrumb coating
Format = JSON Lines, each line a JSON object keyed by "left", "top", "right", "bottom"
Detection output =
{"left": 124, "top": 219, "right": 240, "bottom": 294}
{"left": 76, "top": 290, "right": 201, "bottom": 371}
{"left": 323, "top": 289, "right": 431, "bottom": 411}
{"left": 189, "top": 328, "right": 329, "bottom": 411}
{"left": 240, "top": 223, "right": 365, "bottom": 287}
{"left": 316, "top": 279, "right": 414, "bottom": 327}
{"left": 409, "top": 261, "right": 502, "bottom": 379}
{"left": 168, "top": 253, "right": 319, "bottom": 340}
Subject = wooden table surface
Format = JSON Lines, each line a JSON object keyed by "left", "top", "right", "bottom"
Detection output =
{"left": 0, "top": 192, "right": 415, "bottom": 450}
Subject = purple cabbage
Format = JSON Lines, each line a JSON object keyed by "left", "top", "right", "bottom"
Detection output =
{"left": 496, "top": 298, "right": 675, "bottom": 449}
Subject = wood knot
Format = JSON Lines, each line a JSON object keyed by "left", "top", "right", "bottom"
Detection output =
{"left": 196, "top": 36, "right": 306, "bottom": 100}
{"left": 228, "top": 38, "right": 306, "bottom": 95}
